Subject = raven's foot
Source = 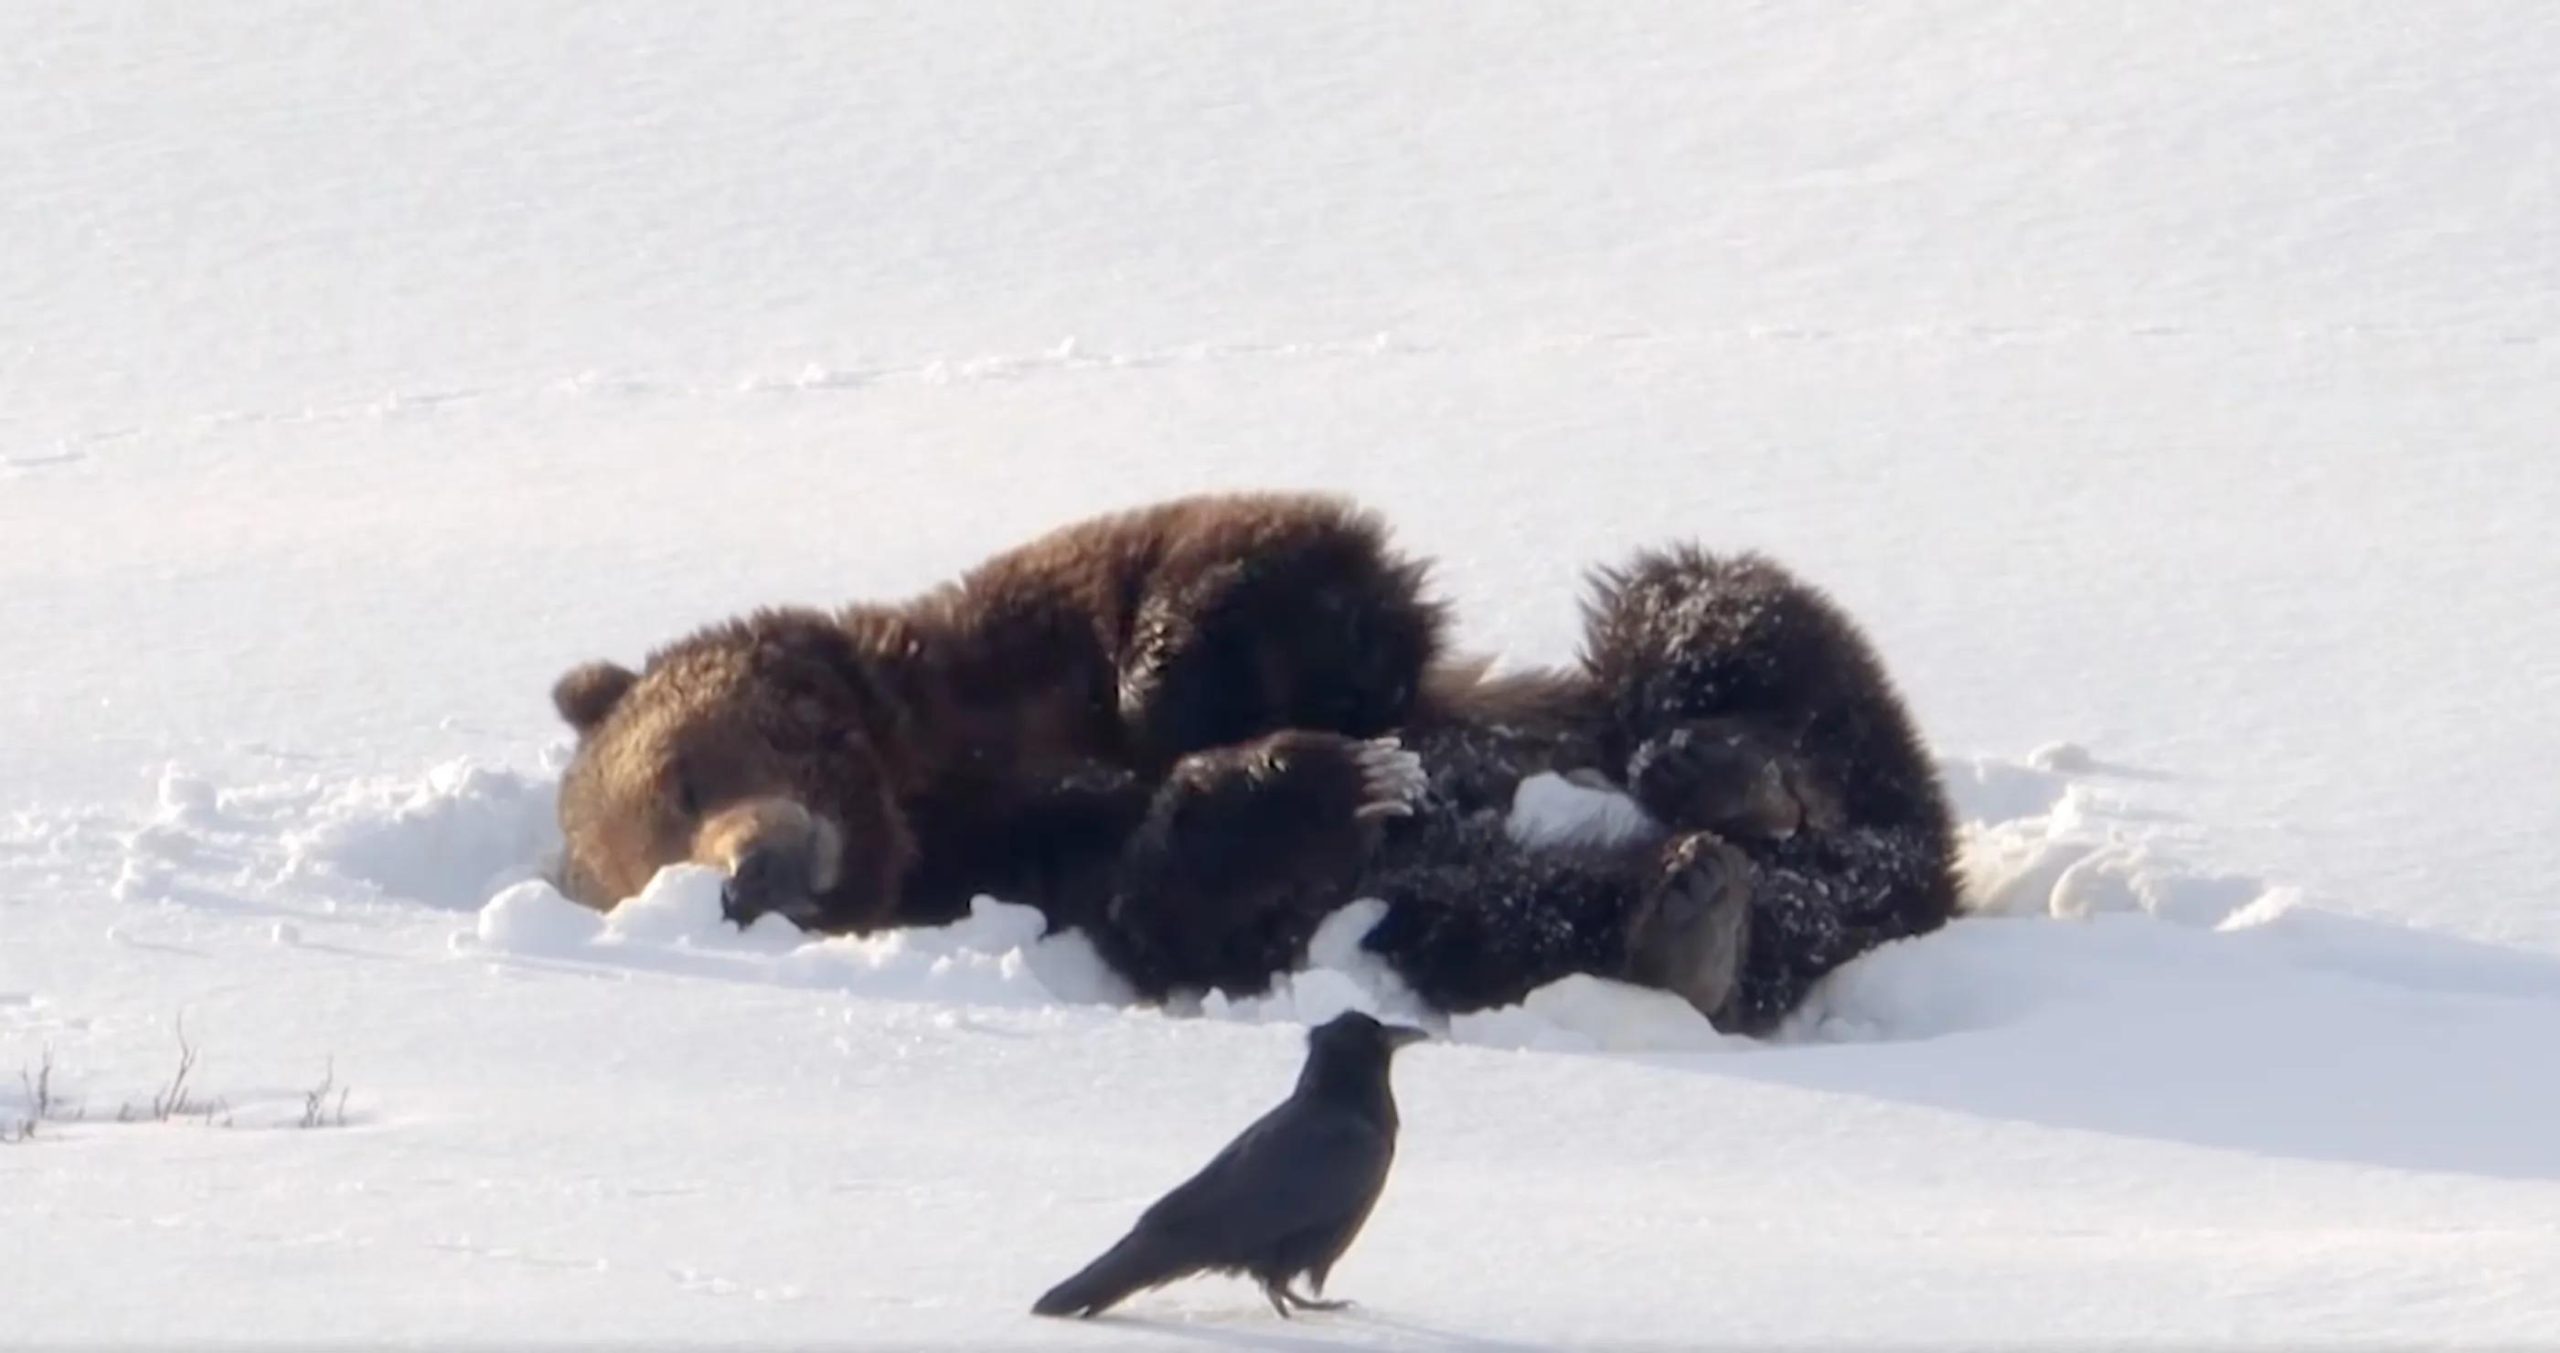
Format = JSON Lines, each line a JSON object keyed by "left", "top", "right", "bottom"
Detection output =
{"left": 1621, "top": 830, "right": 1754, "bottom": 1028}
{"left": 1262, "top": 1280, "right": 1355, "bottom": 1317}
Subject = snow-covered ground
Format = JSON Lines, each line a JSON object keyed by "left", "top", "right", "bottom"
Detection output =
{"left": 6, "top": 3, "right": 2557, "bottom": 1344}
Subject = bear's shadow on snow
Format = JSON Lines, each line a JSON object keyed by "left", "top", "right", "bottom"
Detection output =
{"left": 1704, "top": 906, "right": 2560, "bottom": 1183}
{"left": 1671, "top": 749, "right": 2560, "bottom": 1183}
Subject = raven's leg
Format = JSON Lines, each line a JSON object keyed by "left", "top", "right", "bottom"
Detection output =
{"left": 1280, "top": 1286, "right": 1354, "bottom": 1311}
{"left": 1094, "top": 731, "right": 1426, "bottom": 999}
{"left": 1260, "top": 1280, "right": 1295, "bottom": 1320}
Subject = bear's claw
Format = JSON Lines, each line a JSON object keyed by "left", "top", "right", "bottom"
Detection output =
{"left": 1623, "top": 831, "right": 1755, "bottom": 1028}
{"left": 1353, "top": 737, "right": 1427, "bottom": 820}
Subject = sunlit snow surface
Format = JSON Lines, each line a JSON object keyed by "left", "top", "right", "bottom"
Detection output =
{"left": 5, "top": 2, "right": 2557, "bottom": 1344}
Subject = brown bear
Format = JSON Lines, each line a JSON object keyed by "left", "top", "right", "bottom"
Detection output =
{"left": 547, "top": 493, "right": 1961, "bottom": 1034}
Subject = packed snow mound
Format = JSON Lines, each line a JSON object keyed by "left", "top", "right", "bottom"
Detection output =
{"left": 469, "top": 871, "right": 1137, "bottom": 1012}
{"left": 286, "top": 759, "right": 562, "bottom": 911}
{"left": 595, "top": 863, "right": 790, "bottom": 947}
{"left": 1940, "top": 751, "right": 2287, "bottom": 926}
{"left": 474, "top": 878, "right": 606, "bottom": 953}
{"left": 1507, "top": 770, "right": 1656, "bottom": 846}
{"left": 1456, "top": 975, "right": 1743, "bottom": 1054}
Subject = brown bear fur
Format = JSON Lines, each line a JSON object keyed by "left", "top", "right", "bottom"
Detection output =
{"left": 550, "top": 491, "right": 1518, "bottom": 937}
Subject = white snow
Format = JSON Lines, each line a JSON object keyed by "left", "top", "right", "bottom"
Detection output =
{"left": 6, "top": 2, "right": 2559, "bottom": 1345}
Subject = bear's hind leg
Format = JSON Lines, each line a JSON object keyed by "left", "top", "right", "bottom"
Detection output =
{"left": 1354, "top": 817, "right": 1663, "bottom": 1015}
{"left": 1365, "top": 820, "right": 1924, "bottom": 1035}
{"left": 1715, "top": 827, "right": 1963, "bottom": 1033}
{"left": 1619, "top": 831, "right": 1757, "bottom": 1028}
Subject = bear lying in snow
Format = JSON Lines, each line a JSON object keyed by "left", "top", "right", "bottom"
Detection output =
{"left": 548, "top": 492, "right": 1960, "bottom": 1034}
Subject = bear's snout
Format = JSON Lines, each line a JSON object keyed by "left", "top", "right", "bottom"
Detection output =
{"left": 696, "top": 797, "right": 845, "bottom": 929}
{"left": 721, "top": 843, "right": 816, "bottom": 926}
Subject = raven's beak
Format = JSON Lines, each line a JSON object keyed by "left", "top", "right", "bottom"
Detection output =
{"left": 1384, "top": 1023, "right": 1429, "bottom": 1050}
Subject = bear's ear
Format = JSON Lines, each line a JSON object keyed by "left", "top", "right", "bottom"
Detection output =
{"left": 552, "top": 661, "right": 639, "bottom": 735}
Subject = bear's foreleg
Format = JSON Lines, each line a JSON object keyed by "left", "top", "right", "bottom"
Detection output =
{"left": 1625, "top": 718, "right": 1843, "bottom": 842}
{"left": 1092, "top": 731, "right": 1426, "bottom": 999}
{"left": 1115, "top": 520, "right": 1442, "bottom": 771}
{"left": 894, "top": 764, "right": 1158, "bottom": 931}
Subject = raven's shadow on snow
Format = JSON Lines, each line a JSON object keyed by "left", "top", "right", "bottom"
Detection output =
{"left": 1094, "top": 1308, "right": 1551, "bottom": 1352}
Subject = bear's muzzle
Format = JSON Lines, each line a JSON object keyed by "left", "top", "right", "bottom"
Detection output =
{"left": 696, "top": 798, "right": 845, "bottom": 929}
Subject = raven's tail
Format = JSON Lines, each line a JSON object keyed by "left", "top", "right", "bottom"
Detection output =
{"left": 1032, "top": 1229, "right": 1191, "bottom": 1319}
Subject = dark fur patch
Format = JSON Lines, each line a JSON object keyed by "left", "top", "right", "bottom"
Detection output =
{"left": 1360, "top": 546, "right": 1962, "bottom": 1033}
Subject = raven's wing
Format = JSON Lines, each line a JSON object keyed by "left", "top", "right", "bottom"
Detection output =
{"left": 1132, "top": 1100, "right": 1391, "bottom": 1256}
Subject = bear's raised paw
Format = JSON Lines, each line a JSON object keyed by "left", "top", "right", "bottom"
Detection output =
{"left": 1353, "top": 738, "right": 1428, "bottom": 820}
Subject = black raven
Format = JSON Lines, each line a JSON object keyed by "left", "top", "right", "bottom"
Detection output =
{"left": 1031, "top": 1010, "right": 1428, "bottom": 1320}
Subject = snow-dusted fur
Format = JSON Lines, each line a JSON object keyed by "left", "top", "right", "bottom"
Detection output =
{"left": 1358, "top": 547, "right": 1962, "bottom": 1033}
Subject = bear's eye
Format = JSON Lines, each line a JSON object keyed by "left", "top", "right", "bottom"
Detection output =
{"left": 670, "top": 763, "right": 702, "bottom": 818}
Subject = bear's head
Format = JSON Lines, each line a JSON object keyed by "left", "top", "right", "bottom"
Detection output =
{"left": 549, "top": 608, "right": 917, "bottom": 933}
